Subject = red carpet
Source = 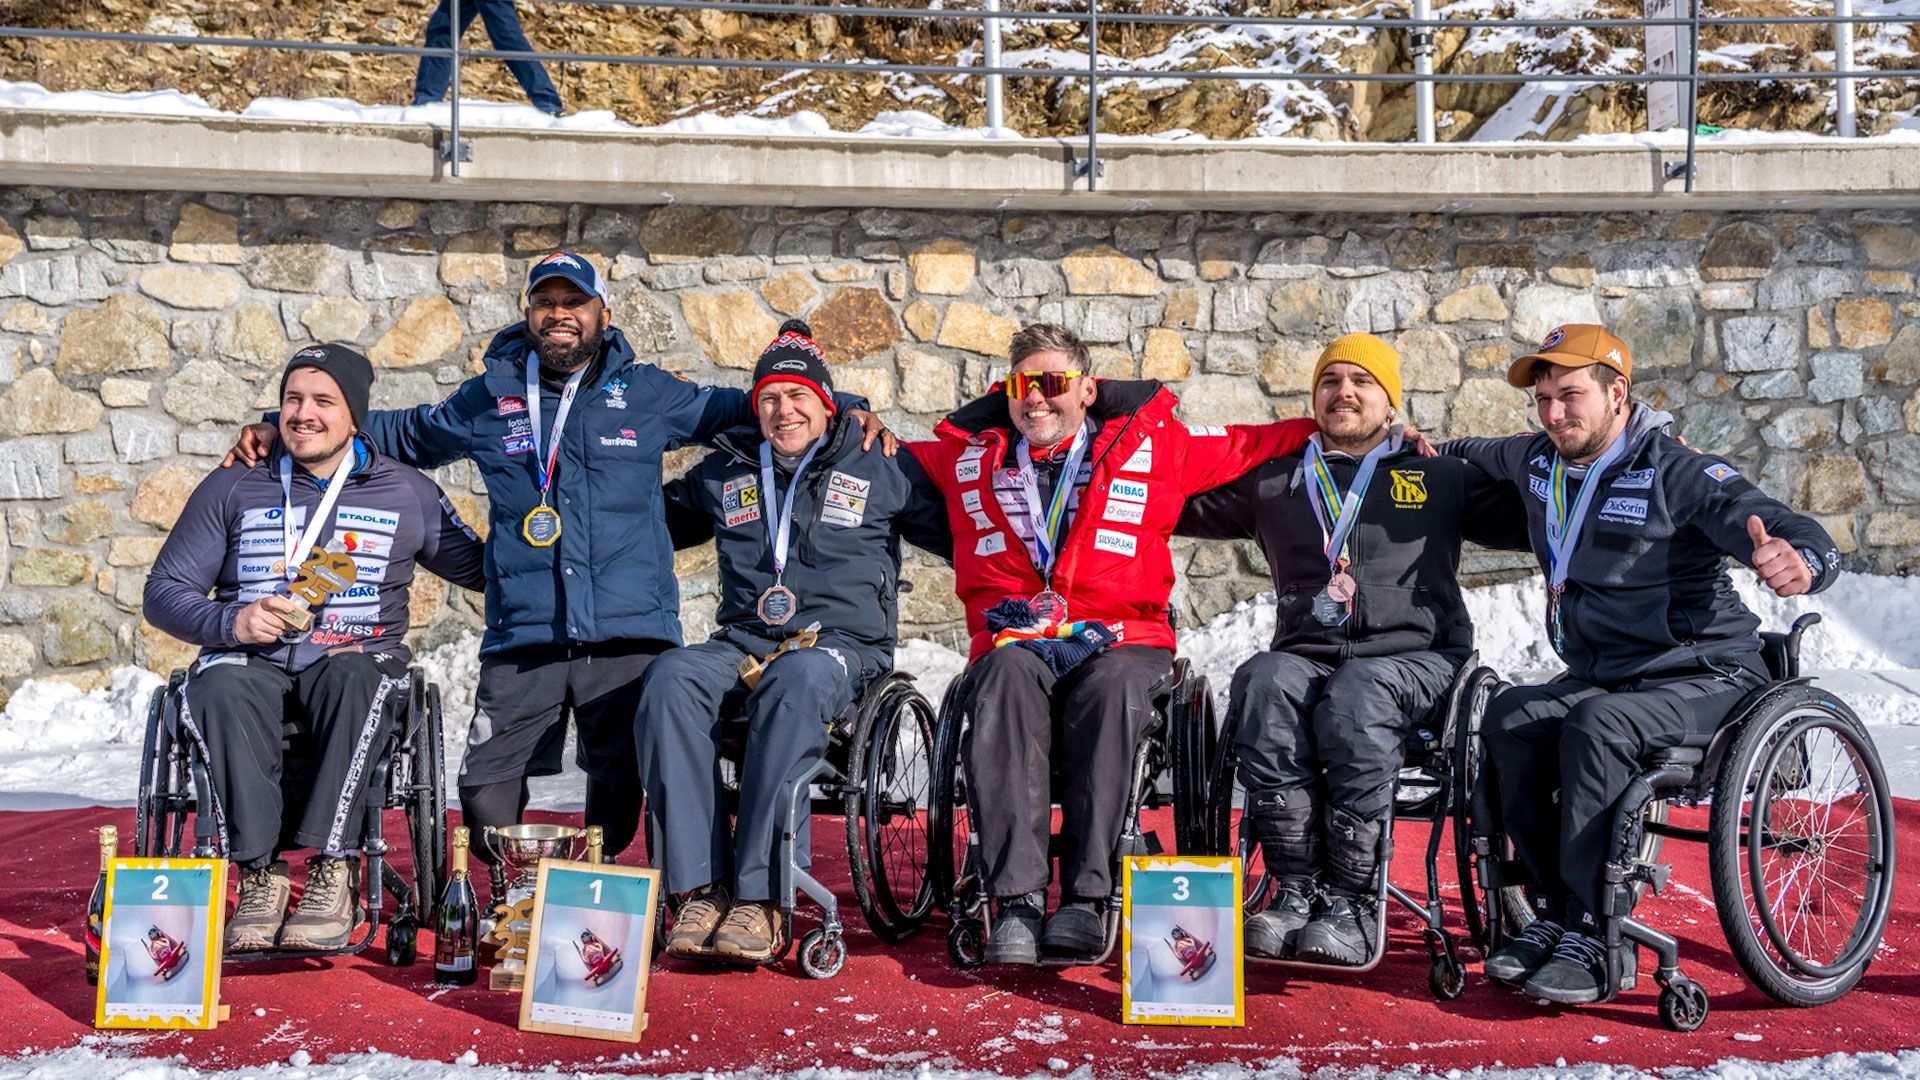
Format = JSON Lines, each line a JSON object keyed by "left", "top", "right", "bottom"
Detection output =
{"left": 6, "top": 803, "right": 1916, "bottom": 1075}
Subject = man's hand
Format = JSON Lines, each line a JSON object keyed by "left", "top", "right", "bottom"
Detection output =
{"left": 1401, "top": 425, "right": 1440, "bottom": 459}
{"left": 1749, "top": 515, "right": 1812, "bottom": 598}
{"left": 850, "top": 408, "right": 899, "bottom": 457}
{"left": 233, "top": 596, "right": 299, "bottom": 644}
{"left": 220, "top": 423, "right": 278, "bottom": 469}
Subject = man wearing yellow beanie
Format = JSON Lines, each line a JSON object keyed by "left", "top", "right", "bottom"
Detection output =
{"left": 1179, "top": 333, "right": 1527, "bottom": 967}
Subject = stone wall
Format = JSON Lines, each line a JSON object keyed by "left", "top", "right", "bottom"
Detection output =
{"left": 2, "top": 187, "right": 1918, "bottom": 700}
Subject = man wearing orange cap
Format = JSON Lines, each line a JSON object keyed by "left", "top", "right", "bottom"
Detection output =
{"left": 1179, "top": 334, "right": 1526, "bottom": 966}
{"left": 1443, "top": 324, "right": 1840, "bottom": 1004}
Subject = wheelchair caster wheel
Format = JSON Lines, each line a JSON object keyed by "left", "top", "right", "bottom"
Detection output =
{"left": 386, "top": 917, "right": 418, "bottom": 967}
{"left": 798, "top": 929, "right": 846, "bottom": 980}
{"left": 1658, "top": 979, "right": 1709, "bottom": 1032}
{"left": 947, "top": 918, "right": 986, "bottom": 968}
{"left": 1428, "top": 956, "right": 1466, "bottom": 1001}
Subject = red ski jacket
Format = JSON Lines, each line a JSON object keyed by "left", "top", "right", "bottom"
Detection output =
{"left": 908, "top": 380, "right": 1316, "bottom": 660}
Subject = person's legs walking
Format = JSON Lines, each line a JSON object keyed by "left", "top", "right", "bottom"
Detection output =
{"left": 473, "top": 0, "right": 565, "bottom": 114}
{"left": 410, "top": 0, "right": 483, "bottom": 106}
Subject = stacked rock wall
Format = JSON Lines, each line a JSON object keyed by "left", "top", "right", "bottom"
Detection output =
{"left": 2, "top": 187, "right": 1917, "bottom": 699}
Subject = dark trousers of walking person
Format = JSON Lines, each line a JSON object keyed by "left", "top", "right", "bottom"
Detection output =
{"left": 411, "top": 0, "right": 564, "bottom": 116}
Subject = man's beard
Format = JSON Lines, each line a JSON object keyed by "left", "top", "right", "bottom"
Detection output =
{"left": 290, "top": 430, "right": 354, "bottom": 468}
{"left": 1554, "top": 422, "right": 1619, "bottom": 463}
{"left": 1319, "top": 412, "right": 1388, "bottom": 454}
{"left": 535, "top": 324, "right": 604, "bottom": 373}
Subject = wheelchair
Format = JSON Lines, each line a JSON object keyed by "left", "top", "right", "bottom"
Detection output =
{"left": 133, "top": 664, "right": 447, "bottom": 966}
{"left": 1200, "top": 652, "right": 1503, "bottom": 999}
{"left": 1461, "top": 614, "right": 1900, "bottom": 1031}
{"left": 647, "top": 669, "right": 939, "bottom": 979}
{"left": 930, "top": 656, "right": 1218, "bottom": 968}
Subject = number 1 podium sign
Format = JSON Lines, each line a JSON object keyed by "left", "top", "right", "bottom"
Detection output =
{"left": 1120, "top": 855, "right": 1244, "bottom": 1026}
{"left": 94, "top": 858, "right": 228, "bottom": 1030}
{"left": 518, "top": 860, "right": 660, "bottom": 1043}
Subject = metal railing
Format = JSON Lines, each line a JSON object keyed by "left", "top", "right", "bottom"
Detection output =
{"left": 3, "top": 2, "right": 1917, "bottom": 190}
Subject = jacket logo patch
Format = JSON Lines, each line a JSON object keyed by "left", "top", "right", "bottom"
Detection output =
{"left": 960, "top": 489, "right": 983, "bottom": 513}
{"left": 822, "top": 504, "right": 863, "bottom": 528}
{"left": 1094, "top": 529, "right": 1138, "bottom": 557}
{"left": 828, "top": 471, "right": 872, "bottom": 499}
{"left": 602, "top": 378, "right": 629, "bottom": 409}
{"left": 1103, "top": 499, "right": 1145, "bottom": 525}
{"left": 1614, "top": 468, "right": 1655, "bottom": 490}
{"left": 825, "top": 489, "right": 867, "bottom": 516}
{"left": 968, "top": 510, "right": 994, "bottom": 531}
{"left": 1389, "top": 469, "right": 1427, "bottom": 507}
{"left": 1529, "top": 475, "right": 1549, "bottom": 502}
{"left": 1185, "top": 424, "right": 1226, "bottom": 437}
{"left": 1705, "top": 462, "right": 1740, "bottom": 483}
{"left": 503, "top": 435, "right": 536, "bottom": 455}
{"left": 505, "top": 416, "right": 534, "bottom": 438}
{"left": 723, "top": 475, "right": 761, "bottom": 527}
{"left": 1120, "top": 438, "right": 1153, "bottom": 474}
{"left": 975, "top": 532, "right": 1007, "bottom": 556}
{"left": 1109, "top": 479, "right": 1150, "bottom": 504}
{"left": 497, "top": 395, "right": 527, "bottom": 415}
{"left": 1531, "top": 455, "right": 1551, "bottom": 470}
{"left": 1598, "top": 496, "right": 1648, "bottom": 524}
{"left": 956, "top": 460, "right": 983, "bottom": 483}
{"left": 599, "top": 432, "right": 638, "bottom": 447}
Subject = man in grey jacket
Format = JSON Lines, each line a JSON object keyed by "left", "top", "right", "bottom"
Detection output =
{"left": 147, "top": 345, "right": 485, "bottom": 953}
{"left": 1442, "top": 324, "right": 1839, "bottom": 1005}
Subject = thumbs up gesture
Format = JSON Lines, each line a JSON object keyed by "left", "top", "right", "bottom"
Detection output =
{"left": 1749, "top": 515, "right": 1812, "bottom": 598}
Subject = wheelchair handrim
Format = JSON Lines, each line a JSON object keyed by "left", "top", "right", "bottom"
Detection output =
{"left": 862, "top": 687, "right": 936, "bottom": 924}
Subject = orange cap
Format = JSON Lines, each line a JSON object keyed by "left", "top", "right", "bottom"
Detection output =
{"left": 1506, "top": 324, "right": 1633, "bottom": 389}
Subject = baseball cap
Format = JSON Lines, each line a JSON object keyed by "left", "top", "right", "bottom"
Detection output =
{"left": 524, "top": 250, "right": 608, "bottom": 304}
{"left": 1506, "top": 323, "right": 1633, "bottom": 389}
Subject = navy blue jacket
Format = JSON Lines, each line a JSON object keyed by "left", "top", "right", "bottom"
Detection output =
{"left": 352, "top": 323, "right": 865, "bottom": 655}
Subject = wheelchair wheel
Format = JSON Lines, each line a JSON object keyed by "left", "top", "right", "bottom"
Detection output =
{"left": 844, "top": 676, "right": 939, "bottom": 944}
{"left": 1168, "top": 667, "right": 1219, "bottom": 856}
{"left": 404, "top": 678, "right": 448, "bottom": 924}
{"left": 1451, "top": 672, "right": 1532, "bottom": 951}
{"left": 926, "top": 686, "right": 971, "bottom": 909}
{"left": 135, "top": 676, "right": 175, "bottom": 858}
{"left": 1707, "top": 687, "right": 1896, "bottom": 1006}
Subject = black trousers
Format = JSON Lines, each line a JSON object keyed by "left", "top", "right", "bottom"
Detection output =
{"left": 961, "top": 644, "right": 1173, "bottom": 901}
{"left": 459, "top": 640, "right": 664, "bottom": 787}
{"left": 1483, "top": 656, "right": 1767, "bottom": 930}
{"left": 181, "top": 651, "right": 409, "bottom": 867}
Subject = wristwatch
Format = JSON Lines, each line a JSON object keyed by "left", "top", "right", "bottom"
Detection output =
{"left": 1796, "top": 546, "right": 1824, "bottom": 580}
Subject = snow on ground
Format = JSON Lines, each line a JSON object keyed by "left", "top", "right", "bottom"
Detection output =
{"left": 4, "top": 571, "right": 1919, "bottom": 812}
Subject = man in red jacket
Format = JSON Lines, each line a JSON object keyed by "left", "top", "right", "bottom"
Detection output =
{"left": 908, "top": 323, "right": 1316, "bottom": 964}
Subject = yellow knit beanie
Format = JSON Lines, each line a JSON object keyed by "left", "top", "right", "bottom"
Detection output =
{"left": 1312, "top": 333, "right": 1403, "bottom": 412}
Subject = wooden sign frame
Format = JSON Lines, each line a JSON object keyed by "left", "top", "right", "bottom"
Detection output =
{"left": 517, "top": 859, "right": 660, "bottom": 1042}
{"left": 1120, "top": 854, "right": 1244, "bottom": 1027}
{"left": 94, "top": 857, "right": 228, "bottom": 1030}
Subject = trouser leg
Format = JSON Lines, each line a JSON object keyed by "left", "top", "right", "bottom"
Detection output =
{"left": 182, "top": 657, "right": 295, "bottom": 867}
{"left": 409, "top": 0, "right": 481, "bottom": 104}
{"left": 459, "top": 647, "right": 570, "bottom": 870}
{"left": 633, "top": 641, "right": 744, "bottom": 895}
{"left": 1482, "top": 680, "right": 1606, "bottom": 917}
{"left": 1229, "top": 650, "right": 1330, "bottom": 880}
{"left": 474, "top": 0, "right": 564, "bottom": 113}
{"left": 733, "top": 646, "right": 862, "bottom": 902}
{"left": 960, "top": 646, "right": 1058, "bottom": 899}
{"left": 1556, "top": 661, "right": 1766, "bottom": 930}
{"left": 568, "top": 642, "right": 664, "bottom": 859}
{"left": 1055, "top": 646, "right": 1174, "bottom": 901}
{"left": 289, "top": 651, "right": 406, "bottom": 856}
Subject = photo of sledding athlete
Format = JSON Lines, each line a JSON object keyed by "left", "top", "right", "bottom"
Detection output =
{"left": 99, "top": 879, "right": 211, "bottom": 1020}
{"left": 524, "top": 867, "right": 653, "bottom": 1037}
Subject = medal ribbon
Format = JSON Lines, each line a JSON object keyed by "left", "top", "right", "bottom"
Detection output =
{"left": 1015, "top": 421, "right": 1092, "bottom": 580}
{"left": 525, "top": 351, "right": 586, "bottom": 506}
{"left": 1301, "top": 435, "right": 1391, "bottom": 576}
{"left": 279, "top": 449, "right": 352, "bottom": 582}
{"left": 1543, "top": 430, "right": 1630, "bottom": 593}
{"left": 759, "top": 436, "right": 826, "bottom": 584}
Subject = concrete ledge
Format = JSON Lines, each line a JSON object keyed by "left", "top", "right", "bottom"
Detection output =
{"left": 3, "top": 108, "right": 1920, "bottom": 211}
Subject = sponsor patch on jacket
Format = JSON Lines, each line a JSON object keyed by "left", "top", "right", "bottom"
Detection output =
{"left": 1094, "top": 529, "right": 1138, "bottom": 557}
{"left": 602, "top": 378, "right": 629, "bottom": 409}
{"left": 337, "top": 507, "right": 400, "bottom": 533}
{"left": 956, "top": 459, "right": 983, "bottom": 483}
{"left": 599, "top": 428, "right": 639, "bottom": 448}
{"left": 1186, "top": 424, "right": 1227, "bottom": 437}
{"left": 975, "top": 532, "right": 1007, "bottom": 556}
{"left": 968, "top": 510, "right": 994, "bottom": 531}
{"left": 497, "top": 395, "right": 528, "bottom": 415}
{"left": 723, "top": 475, "right": 761, "bottom": 527}
{"left": 504, "top": 434, "right": 536, "bottom": 456}
{"left": 1389, "top": 469, "right": 1427, "bottom": 507}
{"left": 1120, "top": 438, "right": 1153, "bottom": 474}
{"left": 1704, "top": 462, "right": 1740, "bottom": 483}
{"left": 822, "top": 504, "right": 863, "bottom": 528}
{"left": 1598, "top": 495, "right": 1648, "bottom": 524}
{"left": 1614, "top": 468, "right": 1655, "bottom": 490}
{"left": 961, "top": 489, "right": 983, "bottom": 513}
{"left": 1108, "top": 479, "right": 1150, "bottom": 504}
{"left": 828, "top": 471, "right": 872, "bottom": 499}
{"left": 825, "top": 488, "right": 867, "bottom": 516}
{"left": 1103, "top": 499, "right": 1145, "bottom": 525}
{"left": 1529, "top": 475, "right": 1550, "bottom": 502}
{"left": 1530, "top": 454, "right": 1551, "bottom": 470}
{"left": 505, "top": 416, "right": 534, "bottom": 438}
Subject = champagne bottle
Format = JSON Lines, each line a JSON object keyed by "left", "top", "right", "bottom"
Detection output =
{"left": 434, "top": 826, "right": 478, "bottom": 985}
{"left": 584, "top": 825, "right": 604, "bottom": 865}
{"left": 86, "top": 825, "right": 118, "bottom": 985}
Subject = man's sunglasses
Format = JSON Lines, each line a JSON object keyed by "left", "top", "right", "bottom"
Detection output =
{"left": 1004, "top": 370, "right": 1084, "bottom": 399}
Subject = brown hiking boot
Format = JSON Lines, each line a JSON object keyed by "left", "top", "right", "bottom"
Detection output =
{"left": 279, "top": 855, "right": 361, "bottom": 950}
{"left": 665, "top": 882, "right": 731, "bottom": 958}
{"left": 711, "top": 900, "right": 785, "bottom": 962}
{"left": 225, "top": 860, "right": 291, "bottom": 953}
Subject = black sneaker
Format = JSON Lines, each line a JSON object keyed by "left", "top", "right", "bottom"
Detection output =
{"left": 1294, "top": 890, "right": 1377, "bottom": 966}
{"left": 1244, "top": 878, "right": 1315, "bottom": 960}
{"left": 1485, "top": 919, "right": 1563, "bottom": 986}
{"left": 1523, "top": 930, "right": 1616, "bottom": 1004}
{"left": 1040, "top": 898, "right": 1106, "bottom": 958}
{"left": 984, "top": 892, "right": 1044, "bottom": 966}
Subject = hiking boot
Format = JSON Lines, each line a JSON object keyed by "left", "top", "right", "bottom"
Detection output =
{"left": 1485, "top": 919, "right": 1563, "bottom": 986}
{"left": 225, "top": 860, "right": 291, "bottom": 953}
{"left": 1294, "top": 889, "right": 1377, "bottom": 966}
{"left": 1040, "top": 897, "right": 1106, "bottom": 958}
{"left": 279, "top": 855, "right": 361, "bottom": 950}
{"left": 665, "top": 883, "right": 731, "bottom": 958}
{"left": 984, "top": 891, "right": 1045, "bottom": 966}
{"left": 1523, "top": 930, "right": 1634, "bottom": 1005}
{"left": 710, "top": 900, "right": 784, "bottom": 962}
{"left": 1245, "top": 877, "right": 1316, "bottom": 960}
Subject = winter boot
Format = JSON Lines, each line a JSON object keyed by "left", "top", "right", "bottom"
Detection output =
{"left": 1294, "top": 808, "right": 1383, "bottom": 966}
{"left": 225, "top": 859, "right": 291, "bottom": 952}
{"left": 1522, "top": 929, "right": 1635, "bottom": 1005}
{"left": 985, "top": 891, "right": 1045, "bottom": 966}
{"left": 711, "top": 900, "right": 785, "bottom": 962}
{"left": 279, "top": 855, "right": 361, "bottom": 950}
{"left": 1040, "top": 897, "right": 1106, "bottom": 958}
{"left": 1484, "top": 919, "right": 1563, "bottom": 986}
{"left": 665, "top": 882, "right": 731, "bottom": 958}
{"left": 1244, "top": 875, "right": 1316, "bottom": 960}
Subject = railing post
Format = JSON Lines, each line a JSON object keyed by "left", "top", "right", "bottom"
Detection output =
{"left": 1835, "top": 0, "right": 1857, "bottom": 136}
{"left": 984, "top": 0, "right": 1004, "bottom": 131}
{"left": 1075, "top": 0, "right": 1103, "bottom": 190}
{"left": 1682, "top": 0, "right": 1700, "bottom": 190}
{"left": 1412, "top": 0, "right": 1435, "bottom": 144}
{"left": 447, "top": 0, "right": 465, "bottom": 176}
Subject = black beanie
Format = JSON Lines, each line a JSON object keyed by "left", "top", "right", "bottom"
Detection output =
{"left": 281, "top": 343, "right": 374, "bottom": 431}
{"left": 751, "top": 319, "right": 835, "bottom": 415}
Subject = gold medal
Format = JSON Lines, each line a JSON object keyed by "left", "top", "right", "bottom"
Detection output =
{"left": 522, "top": 504, "right": 563, "bottom": 547}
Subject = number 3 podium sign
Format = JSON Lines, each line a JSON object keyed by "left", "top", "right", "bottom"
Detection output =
{"left": 1121, "top": 855, "right": 1243, "bottom": 1026}
{"left": 519, "top": 859, "right": 660, "bottom": 1042}
{"left": 95, "top": 858, "right": 228, "bottom": 1030}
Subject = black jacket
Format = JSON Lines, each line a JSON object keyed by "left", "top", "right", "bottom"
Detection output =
{"left": 1178, "top": 433, "right": 1529, "bottom": 661}
{"left": 1443, "top": 403, "right": 1841, "bottom": 686}
{"left": 665, "top": 413, "right": 952, "bottom": 657}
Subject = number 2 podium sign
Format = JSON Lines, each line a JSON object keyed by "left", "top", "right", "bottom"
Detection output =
{"left": 95, "top": 858, "right": 228, "bottom": 1030}
{"left": 519, "top": 859, "right": 660, "bottom": 1042}
{"left": 1121, "top": 855, "right": 1244, "bottom": 1026}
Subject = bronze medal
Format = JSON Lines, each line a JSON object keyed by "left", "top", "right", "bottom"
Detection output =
{"left": 757, "top": 584, "right": 797, "bottom": 626}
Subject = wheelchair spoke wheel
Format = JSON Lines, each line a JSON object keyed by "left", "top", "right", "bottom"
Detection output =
{"left": 405, "top": 677, "right": 448, "bottom": 925}
{"left": 1709, "top": 689, "right": 1896, "bottom": 1006}
{"left": 846, "top": 680, "right": 938, "bottom": 944}
{"left": 927, "top": 690, "right": 973, "bottom": 910}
